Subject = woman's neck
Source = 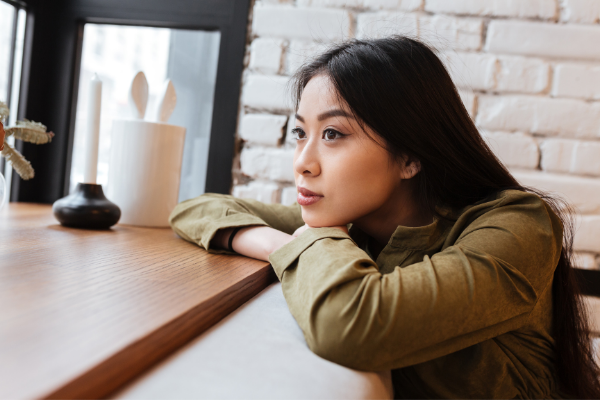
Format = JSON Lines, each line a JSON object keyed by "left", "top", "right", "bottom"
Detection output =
{"left": 353, "top": 182, "right": 434, "bottom": 248}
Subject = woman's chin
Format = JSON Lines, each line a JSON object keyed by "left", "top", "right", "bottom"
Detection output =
{"left": 301, "top": 209, "right": 349, "bottom": 228}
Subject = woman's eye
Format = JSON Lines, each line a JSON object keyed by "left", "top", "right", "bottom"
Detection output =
{"left": 323, "top": 129, "right": 344, "bottom": 141}
{"left": 291, "top": 128, "right": 306, "bottom": 140}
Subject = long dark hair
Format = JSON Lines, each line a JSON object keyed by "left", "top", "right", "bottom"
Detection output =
{"left": 291, "top": 36, "right": 600, "bottom": 398}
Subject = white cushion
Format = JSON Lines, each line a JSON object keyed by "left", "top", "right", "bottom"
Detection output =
{"left": 117, "top": 282, "right": 393, "bottom": 399}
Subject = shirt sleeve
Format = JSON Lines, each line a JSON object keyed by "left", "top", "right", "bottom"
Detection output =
{"left": 169, "top": 193, "right": 304, "bottom": 254}
{"left": 268, "top": 193, "right": 563, "bottom": 371}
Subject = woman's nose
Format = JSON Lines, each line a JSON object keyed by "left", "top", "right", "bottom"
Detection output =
{"left": 294, "top": 139, "right": 321, "bottom": 177}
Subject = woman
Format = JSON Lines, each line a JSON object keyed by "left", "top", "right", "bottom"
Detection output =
{"left": 169, "top": 37, "right": 600, "bottom": 398}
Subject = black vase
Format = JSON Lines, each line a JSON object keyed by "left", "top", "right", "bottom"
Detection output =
{"left": 52, "top": 183, "right": 121, "bottom": 229}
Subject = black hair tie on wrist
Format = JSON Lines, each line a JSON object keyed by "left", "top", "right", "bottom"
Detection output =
{"left": 228, "top": 227, "right": 243, "bottom": 252}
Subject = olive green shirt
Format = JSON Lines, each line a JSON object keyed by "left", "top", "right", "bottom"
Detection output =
{"left": 169, "top": 190, "right": 565, "bottom": 399}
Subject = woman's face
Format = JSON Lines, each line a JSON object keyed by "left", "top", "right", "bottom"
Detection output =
{"left": 293, "top": 75, "right": 410, "bottom": 228}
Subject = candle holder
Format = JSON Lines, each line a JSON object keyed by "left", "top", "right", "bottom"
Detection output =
{"left": 52, "top": 183, "right": 120, "bottom": 229}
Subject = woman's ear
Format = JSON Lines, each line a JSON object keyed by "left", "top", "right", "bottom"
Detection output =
{"left": 399, "top": 157, "right": 421, "bottom": 180}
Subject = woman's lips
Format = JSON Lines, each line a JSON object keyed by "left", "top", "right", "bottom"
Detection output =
{"left": 297, "top": 186, "right": 323, "bottom": 206}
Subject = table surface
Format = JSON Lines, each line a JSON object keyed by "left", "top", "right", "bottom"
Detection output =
{"left": 0, "top": 203, "right": 273, "bottom": 399}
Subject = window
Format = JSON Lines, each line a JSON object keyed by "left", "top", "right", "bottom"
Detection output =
{"left": 0, "top": 0, "right": 27, "bottom": 193}
{"left": 70, "top": 24, "right": 220, "bottom": 201}
{"left": 7, "top": 0, "right": 250, "bottom": 204}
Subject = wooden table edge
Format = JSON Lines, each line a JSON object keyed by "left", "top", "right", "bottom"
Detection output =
{"left": 44, "top": 265, "right": 277, "bottom": 399}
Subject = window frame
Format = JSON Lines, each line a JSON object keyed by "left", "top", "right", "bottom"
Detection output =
{"left": 9, "top": 0, "right": 251, "bottom": 203}
{"left": 0, "top": 0, "right": 26, "bottom": 176}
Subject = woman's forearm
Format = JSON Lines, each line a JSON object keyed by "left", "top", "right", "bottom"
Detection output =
{"left": 212, "top": 226, "right": 295, "bottom": 261}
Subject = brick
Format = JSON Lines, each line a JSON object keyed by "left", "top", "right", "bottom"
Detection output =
{"left": 297, "top": 0, "right": 362, "bottom": 6}
{"left": 242, "top": 74, "right": 291, "bottom": 111}
{"left": 594, "top": 338, "right": 600, "bottom": 363}
{"left": 252, "top": 5, "right": 352, "bottom": 40}
{"left": 443, "top": 53, "right": 550, "bottom": 94}
{"left": 552, "top": 63, "right": 600, "bottom": 100}
{"left": 574, "top": 215, "right": 600, "bottom": 252}
{"left": 281, "top": 186, "right": 299, "bottom": 205}
{"left": 356, "top": 12, "right": 418, "bottom": 39}
{"left": 512, "top": 170, "right": 600, "bottom": 214}
{"left": 419, "top": 15, "right": 483, "bottom": 51}
{"left": 458, "top": 90, "right": 476, "bottom": 116}
{"left": 240, "top": 147, "right": 295, "bottom": 181}
{"left": 249, "top": 38, "right": 284, "bottom": 74}
{"left": 442, "top": 52, "right": 496, "bottom": 90}
{"left": 477, "top": 95, "right": 600, "bottom": 139}
{"left": 540, "top": 138, "right": 577, "bottom": 173}
{"left": 486, "top": 20, "right": 600, "bottom": 61}
{"left": 425, "top": 0, "right": 556, "bottom": 19}
{"left": 572, "top": 141, "right": 600, "bottom": 176}
{"left": 541, "top": 139, "right": 600, "bottom": 176}
{"left": 495, "top": 56, "right": 550, "bottom": 94}
{"left": 233, "top": 181, "right": 280, "bottom": 204}
{"left": 239, "top": 114, "right": 288, "bottom": 146}
{"left": 481, "top": 131, "right": 539, "bottom": 169}
{"left": 364, "top": 0, "right": 422, "bottom": 11}
{"left": 573, "top": 252, "right": 598, "bottom": 269}
{"left": 560, "top": 0, "right": 600, "bottom": 23}
{"left": 285, "top": 114, "right": 298, "bottom": 147}
{"left": 286, "top": 41, "right": 329, "bottom": 74}
{"left": 584, "top": 295, "right": 600, "bottom": 334}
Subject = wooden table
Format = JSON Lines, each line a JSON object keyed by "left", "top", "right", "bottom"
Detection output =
{"left": 0, "top": 203, "right": 274, "bottom": 399}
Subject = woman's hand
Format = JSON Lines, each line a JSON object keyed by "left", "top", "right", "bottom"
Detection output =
{"left": 212, "top": 226, "right": 294, "bottom": 262}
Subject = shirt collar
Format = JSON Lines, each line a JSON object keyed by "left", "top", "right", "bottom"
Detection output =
{"left": 348, "top": 208, "right": 454, "bottom": 252}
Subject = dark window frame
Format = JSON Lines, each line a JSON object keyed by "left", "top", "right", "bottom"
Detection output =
{"left": 0, "top": 0, "right": 26, "bottom": 176}
{"left": 9, "top": 0, "right": 251, "bottom": 203}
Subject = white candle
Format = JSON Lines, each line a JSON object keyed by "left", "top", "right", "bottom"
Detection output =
{"left": 83, "top": 73, "right": 102, "bottom": 184}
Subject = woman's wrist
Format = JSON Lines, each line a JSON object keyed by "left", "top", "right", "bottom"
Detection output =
{"left": 212, "top": 225, "right": 294, "bottom": 261}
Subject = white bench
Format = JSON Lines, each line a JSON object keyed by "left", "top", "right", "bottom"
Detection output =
{"left": 116, "top": 283, "right": 393, "bottom": 399}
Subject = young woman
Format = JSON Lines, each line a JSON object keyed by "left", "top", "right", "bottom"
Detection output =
{"left": 169, "top": 37, "right": 600, "bottom": 399}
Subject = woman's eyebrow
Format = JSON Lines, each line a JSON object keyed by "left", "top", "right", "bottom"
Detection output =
{"left": 318, "top": 109, "right": 354, "bottom": 121}
{"left": 295, "top": 110, "right": 354, "bottom": 123}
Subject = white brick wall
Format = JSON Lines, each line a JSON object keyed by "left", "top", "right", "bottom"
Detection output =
{"left": 249, "top": 38, "right": 285, "bottom": 74}
{"left": 425, "top": 0, "right": 557, "bottom": 19}
{"left": 560, "top": 0, "right": 600, "bottom": 23}
{"left": 541, "top": 139, "right": 600, "bottom": 176}
{"left": 240, "top": 147, "right": 295, "bottom": 182}
{"left": 239, "top": 114, "right": 288, "bottom": 146}
{"left": 574, "top": 215, "right": 600, "bottom": 252}
{"left": 252, "top": 5, "right": 352, "bottom": 40}
{"left": 443, "top": 53, "right": 550, "bottom": 93}
{"left": 232, "top": 0, "right": 600, "bottom": 266}
{"left": 477, "top": 96, "right": 600, "bottom": 139}
{"left": 486, "top": 20, "right": 600, "bottom": 61}
{"left": 241, "top": 74, "right": 291, "bottom": 111}
{"left": 553, "top": 63, "right": 600, "bottom": 100}
{"left": 481, "top": 131, "right": 540, "bottom": 169}
{"left": 356, "top": 12, "right": 419, "bottom": 38}
{"left": 233, "top": 181, "right": 280, "bottom": 204}
{"left": 419, "top": 15, "right": 483, "bottom": 50}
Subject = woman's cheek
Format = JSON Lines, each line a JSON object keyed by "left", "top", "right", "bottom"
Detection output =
{"left": 300, "top": 200, "right": 351, "bottom": 227}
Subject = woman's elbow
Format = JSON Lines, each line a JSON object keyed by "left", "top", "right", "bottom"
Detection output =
{"left": 305, "top": 318, "right": 383, "bottom": 371}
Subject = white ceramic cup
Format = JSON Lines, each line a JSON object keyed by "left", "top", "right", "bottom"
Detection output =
{"left": 107, "top": 119, "right": 186, "bottom": 227}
